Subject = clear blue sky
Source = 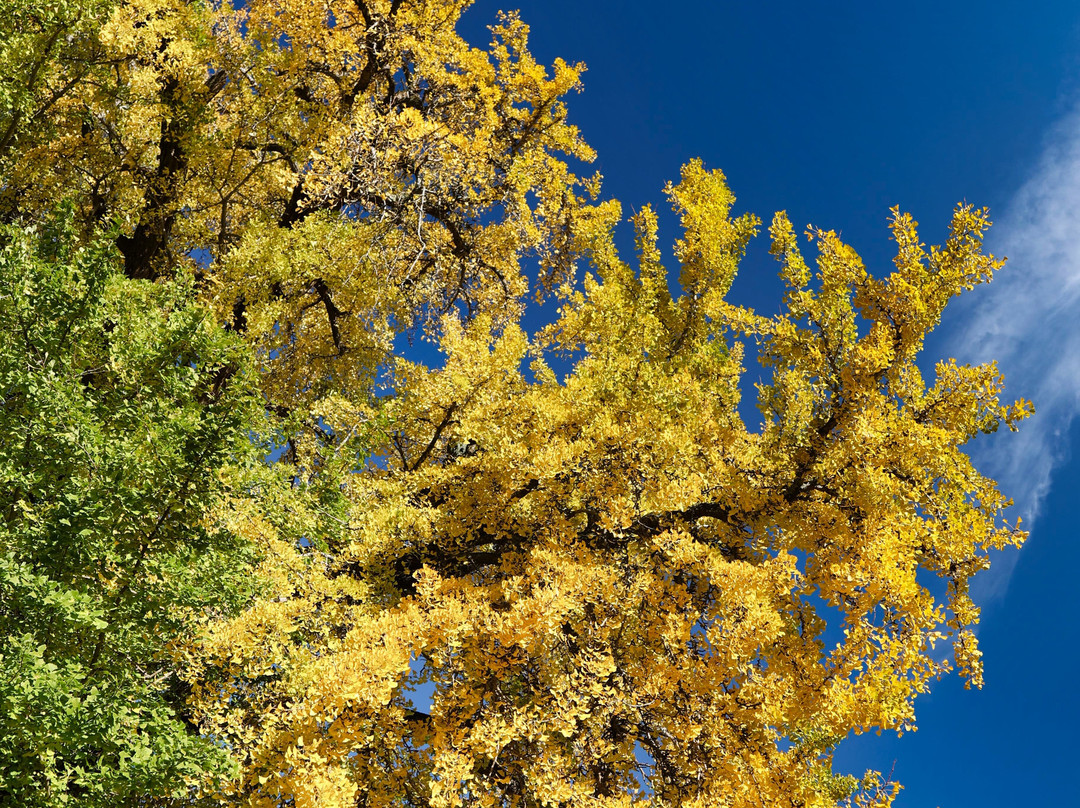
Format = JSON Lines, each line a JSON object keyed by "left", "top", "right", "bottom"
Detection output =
{"left": 458, "top": 2, "right": 1080, "bottom": 805}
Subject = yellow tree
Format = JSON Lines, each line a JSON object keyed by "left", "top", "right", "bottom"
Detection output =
{"left": 2, "top": 0, "right": 597, "bottom": 415}
{"left": 186, "top": 163, "right": 1029, "bottom": 807}
{"left": 3, "top": 2, "right": 1030, "bottom": 806}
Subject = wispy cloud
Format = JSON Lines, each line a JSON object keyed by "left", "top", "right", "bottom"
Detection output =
{"left": 944, "top": 107, "right": 1080, "bottom": 600}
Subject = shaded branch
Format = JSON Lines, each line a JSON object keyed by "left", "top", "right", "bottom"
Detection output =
{"left": 312, "top": 278, "right": 349, "bottom": 356}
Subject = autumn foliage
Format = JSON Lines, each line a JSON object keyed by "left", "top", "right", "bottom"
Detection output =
{"left": 0, "top": 1, "right": 1029, "bottom": 807}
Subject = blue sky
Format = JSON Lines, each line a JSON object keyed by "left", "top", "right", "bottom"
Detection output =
{"left": 459, "top": 2, "right": 1080, "bottom": 804}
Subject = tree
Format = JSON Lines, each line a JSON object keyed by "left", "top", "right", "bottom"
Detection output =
{"left": 1, "top": 2, "right": 1029, "bottom": 807}
{"left": 179, "top": 158, "right": 1030, "bottom": 808}
{"left": 0, "top": 209, "right": 262, "bottom": 805}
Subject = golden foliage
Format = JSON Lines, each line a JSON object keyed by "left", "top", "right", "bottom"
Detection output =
{"left": 4, "top": 3, "right": 1029, "bottom": 805}
{"left": 3, "top": 0, "right": 598, "bottom": 411}
{"left": 187, "top": 166, "right": 1028, "bottom": 806}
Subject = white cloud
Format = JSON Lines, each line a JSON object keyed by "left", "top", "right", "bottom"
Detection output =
{"left": 944, "top": 107, "right": 1080, "bottom": 600}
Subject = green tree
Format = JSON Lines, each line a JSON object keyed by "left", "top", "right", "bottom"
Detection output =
{"left": 0, "top": 209, "right": 262, "bottom": 806}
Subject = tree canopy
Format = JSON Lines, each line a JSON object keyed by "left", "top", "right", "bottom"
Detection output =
{"left": 0, "top": 2, "right": 1030, "bottom": 807}
{"left": 0, "top": 209, "right": 262, "bottom": 805}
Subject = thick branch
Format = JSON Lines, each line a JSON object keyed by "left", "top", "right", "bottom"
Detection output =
{"left": 117, "top": 71, "right": 228, "bottom": 280}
